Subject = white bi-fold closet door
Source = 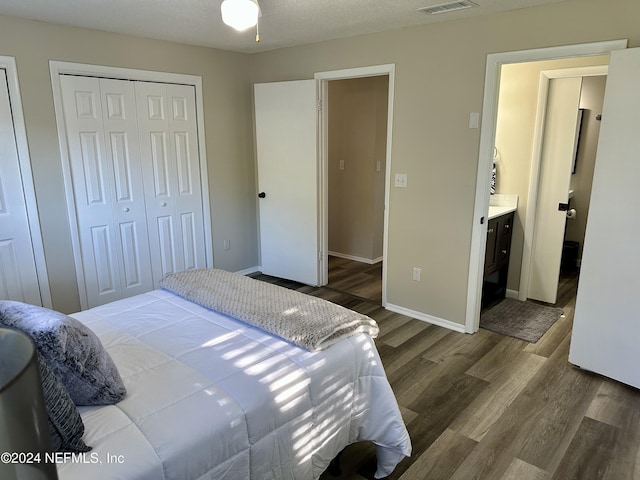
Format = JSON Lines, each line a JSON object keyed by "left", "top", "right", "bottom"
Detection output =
{"left": 60, "top": 75, "right": 205, "bottom": 308}
{"left": 0, "top": 68, "right": 43, "bottom": 305}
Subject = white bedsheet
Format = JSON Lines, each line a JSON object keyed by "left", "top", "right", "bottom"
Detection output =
{"left": 56, "top": 289, "right": 411, "bottom": 480}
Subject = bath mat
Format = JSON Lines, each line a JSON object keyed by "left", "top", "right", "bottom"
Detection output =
{"left": 480, "top": 298, "right": 563, "bottom": 343}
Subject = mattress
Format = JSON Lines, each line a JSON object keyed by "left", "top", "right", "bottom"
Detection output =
{"left": 55, "top": 289, "right": 411, "bottom": 480}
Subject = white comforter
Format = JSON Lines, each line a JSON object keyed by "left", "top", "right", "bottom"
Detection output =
{"left": 56, "top": 290, "right": 411, "bottom": 480}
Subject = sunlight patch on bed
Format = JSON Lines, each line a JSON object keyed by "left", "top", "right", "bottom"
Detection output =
{"left": 274, "top": 381, "right": 309, "bottom": 410}
{"left": 201, "top": 330, "right": 241, "bottom": 348}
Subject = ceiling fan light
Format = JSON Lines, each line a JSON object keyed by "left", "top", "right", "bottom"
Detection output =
{"left": 221, "top": 0, "right": 260, "bottom": 31}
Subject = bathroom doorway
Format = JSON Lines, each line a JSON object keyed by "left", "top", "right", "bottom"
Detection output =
{"left": 465, "top": 39, "right": 626, "bottom": 333}
{"left": 494, "top": 61, "right": 608, "bottom": 305}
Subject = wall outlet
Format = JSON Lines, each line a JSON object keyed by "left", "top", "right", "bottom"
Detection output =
{"left": 339, "top": 159, "right": 345, "bottom": 170}
{"left": 412, "top": 267, "right": 421, "bottom": 281}
{"left": 395, "top": 173, "right": 408, "bottom": 188}
{"left": 223, "top": 240, "right": 231, "bottom": 251}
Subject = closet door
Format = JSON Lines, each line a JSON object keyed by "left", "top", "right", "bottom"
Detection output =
{"left": 60, "top": 76, "right": 153, "bottom": 307}
{"left": 0, "top": 69, "right": 42, "bottom": 305}
{"left": 135, "top": 82, "right": 205, "bottom": 285}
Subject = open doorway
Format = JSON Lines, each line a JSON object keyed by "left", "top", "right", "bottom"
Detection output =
{"left": 316, "top": 64, "right": 395, "bottom": 306}
{"left": 325, "top": 76, "right": 388, "bottom": 304}
{"left": 465, "top": 40, "right": 627, "bottom": 333}
{"left": 492, "top": 60, "right": 608, "bottom": 310}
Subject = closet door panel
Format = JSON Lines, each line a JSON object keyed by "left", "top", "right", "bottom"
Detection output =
{"left": 61, "top": 76, "right": 152, "bottom": 307}
{"left": 61, "top": 76, "right": 120, "bottom": 306}
{"left": 136, "top": 82, "right": 205, "bottom": 285}
{"left": 100, "top": 78, "right": 153, "bottom": 297}
{"left": 168, "top": 84, "right": 205, "bottom": 275}
{"left": 0, "top": 70, "right": 45, "bottom": 305}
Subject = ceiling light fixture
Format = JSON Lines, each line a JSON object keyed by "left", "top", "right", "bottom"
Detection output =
{"left": 221, "top": 0, "right": 260, "bottom": 34}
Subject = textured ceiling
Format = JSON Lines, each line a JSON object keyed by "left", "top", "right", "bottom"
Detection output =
{"left": 0, "top": 0, "right": 568, "bottom": 53}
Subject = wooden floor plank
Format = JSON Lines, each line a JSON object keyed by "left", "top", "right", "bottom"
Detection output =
{"left": 551, "top": 417, "right": 618, "bottom": 480}
{"left": 465, "top": 335, "right": 529, "bottom": 381}
{"left": 451, "top": 351, "right": 546, "bottom": 442}
{"left": 500, "top": 458, "right": 548, "bottom": 480}
{"left": 398, "top": 429, "right": 477, "bottom": 480}
{"left": 379, "top": 317, "right": 430, "bottom": 348}
{"left": 382, "top": 325, "right": 452, "bottom": 377}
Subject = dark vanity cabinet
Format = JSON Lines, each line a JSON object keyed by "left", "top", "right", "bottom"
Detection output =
{"left": 482, "top": 212, "right": 514, "bottom": 309}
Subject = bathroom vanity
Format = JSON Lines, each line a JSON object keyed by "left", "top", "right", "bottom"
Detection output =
{"left": 482, "top": 205, "right": 515, "bottom": 309}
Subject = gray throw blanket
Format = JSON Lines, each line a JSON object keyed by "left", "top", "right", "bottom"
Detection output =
{"left": 159, "top": 269, "right": 379, "bottom": 351}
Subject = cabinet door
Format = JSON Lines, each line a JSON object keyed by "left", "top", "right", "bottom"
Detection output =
{"left": 496, "top": 213, "right": 513, "bottom": 269}
{"left": 484, "top": 218, "right": 498, "bottom": 273}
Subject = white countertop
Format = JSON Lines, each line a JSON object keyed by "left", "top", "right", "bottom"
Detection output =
{"left": 488, "top": 205, "right": 517, "bottom": 220}
{"left": 488, "top": 193, "right": 518, "bottom": 220}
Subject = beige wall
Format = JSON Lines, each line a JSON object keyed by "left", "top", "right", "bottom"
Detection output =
{"left": 3, "top": 0, "right": 640, "bottom": 327}
{"left": 328, "top": 76, "right": 387, "bottom": 261}
{"left": 251, "top": 0, "right": 640, "bottom": 325}
{"left": 0, "top": 15, "right": 256, "bottom": 313}
{"left": 495, "top": 56, "right": 608, "bottom": 292}
{"left": 566, "top": 75, "right": 607, "bottom": 261}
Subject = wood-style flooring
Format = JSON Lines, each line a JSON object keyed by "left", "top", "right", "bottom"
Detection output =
{"left": 251, "top": 263, "right": 640, "bottom": 480}
{"left": 327, "top": 255, "right": 382, "bottom": 304}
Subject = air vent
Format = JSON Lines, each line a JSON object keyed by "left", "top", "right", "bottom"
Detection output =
{"left": 418, "top": 0, "right": 478, "bottom": 15}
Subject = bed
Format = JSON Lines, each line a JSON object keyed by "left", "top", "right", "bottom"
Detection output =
{"left": 46, "top": 270, "right": 412, "bottom": 480}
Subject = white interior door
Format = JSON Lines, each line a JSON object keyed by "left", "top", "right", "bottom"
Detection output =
{"left": 254, "top": 80, "right": 319, "bottom": 285}
{"left": 569, "top": 47, "right": 640, "bottom": 388}
{"left": 528, "top": 77, "right": 582, "bottom": 304}
{"left": 60, "top": 76, "right": 154, "bottom": 307}
{"left": 136, "top": 82, "right": 206, "bottom": 286}
{"left": 0, "top": 69, "right": 42, "bottom": 305}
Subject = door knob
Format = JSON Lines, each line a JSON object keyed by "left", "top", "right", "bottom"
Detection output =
{"left": 161, "top": 201, "right": 167, "bottom": 207}
{"left": 123, "top": 207, "right": 130, "bottom": 212}
{"left": 258, "top": 192, "right": 266, "bottom": 198}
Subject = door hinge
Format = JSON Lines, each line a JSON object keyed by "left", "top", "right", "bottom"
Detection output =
{"left": 318, "top": 251, "right": 323, "bottom": 262}
{"left": 316, "top": 99, "right": 322, "bottom": 111}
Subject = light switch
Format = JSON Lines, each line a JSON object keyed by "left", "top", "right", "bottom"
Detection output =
{"left": 469, "top": 112, "right": 480, "bottom": 129}
{"left": 376, "top": 161, "right": 382, "bottom": 173}
{"left": 395, "top": 173, "right": 408, "bottom": 188}
{"left": 339, "top": 160, "right": 345, "bottom": 170}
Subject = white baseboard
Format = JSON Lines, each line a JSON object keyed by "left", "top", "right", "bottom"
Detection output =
{"left": 328, "top": 251, "right": 382, "bottom": 265}
{"left": 506, "top": 289, "right": 519, "bottom": 299}
{"left": 235, "top": 266, "right": 261, "bottom": 276}
{"left": 385, "top": 303, "right": 467, "bottom": 334}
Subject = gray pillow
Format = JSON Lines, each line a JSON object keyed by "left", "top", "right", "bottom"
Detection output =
{"left": 38, "top": 355, "right": 91, "bottom": 453}
{"left": 0, "top": 301, "right": 126, "bottom": 406}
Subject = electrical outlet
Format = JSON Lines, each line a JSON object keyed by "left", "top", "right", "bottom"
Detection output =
{"left": 412, "top": 267, "right": 421, "bottom": 282}
{"left": 339, "top": 159, "right": 345, "bottom": 170}
{"left": 395, "top": 173, "right": 408, "bottom": 188}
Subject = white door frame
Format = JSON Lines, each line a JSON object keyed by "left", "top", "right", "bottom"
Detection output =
{"left": 519, "top": 65, "right": 608, "bottom": 303}
{"left": 0, "top": 55, "right": 52, "bottom": 308}
{"left": 315, "top": 64, "right": 395, "bottom": 306}
{"left": 465, "top": 40, "right": 627, "bottom": 333}
{"left": 50, "top": 61, "right": 213, "bottom": 310}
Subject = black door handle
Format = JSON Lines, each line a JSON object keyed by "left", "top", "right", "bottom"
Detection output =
{"left": 258, "top": 192, "right": 266, "bottom": 198}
